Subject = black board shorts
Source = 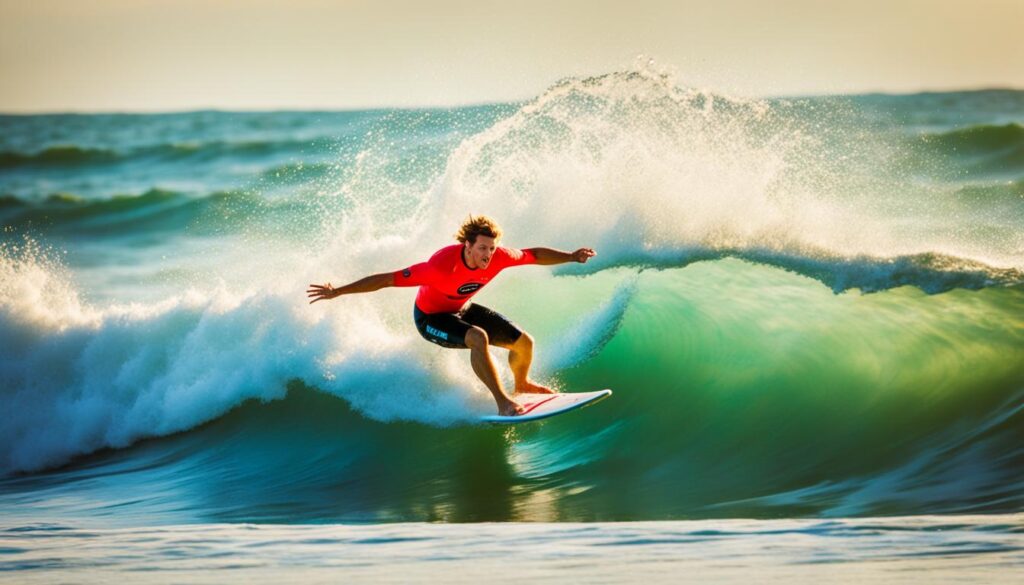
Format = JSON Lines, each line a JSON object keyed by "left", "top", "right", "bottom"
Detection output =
{"left": 413, "top": 303, "right": 523, "bottom": 349}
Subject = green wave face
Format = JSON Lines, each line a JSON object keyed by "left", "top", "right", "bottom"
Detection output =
{"left": 483, "top": 260, "right": 1024, "bottom": 519}
{"left": 6, "top": 260, "right": 1018, "bottom": 524}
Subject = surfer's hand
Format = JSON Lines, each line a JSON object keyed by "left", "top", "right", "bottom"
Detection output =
{"left": 307, "top": 283, "right": 338, "bottom": 304}
{"left": 572, "top": 248, "right": 596, "bottom": 263}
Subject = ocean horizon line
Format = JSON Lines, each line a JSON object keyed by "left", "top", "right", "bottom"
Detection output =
{"left": 2, "top": 85, "right": 1022, "bottom": 117}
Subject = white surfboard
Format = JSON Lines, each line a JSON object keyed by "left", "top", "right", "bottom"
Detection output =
{"left": 481, "top": 389, "right": 612, "bottom": 424}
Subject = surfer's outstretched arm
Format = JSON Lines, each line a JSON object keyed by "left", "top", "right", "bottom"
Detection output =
{"left": 527, "top": 247, "right": 596, "bottom": 266}
{"left": 307, "top": 272, "right": 394, "bottom": 303}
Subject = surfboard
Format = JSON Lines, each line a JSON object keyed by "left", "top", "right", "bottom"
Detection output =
{"left": 481, "top": 389, "right": 612, "bottom": 424}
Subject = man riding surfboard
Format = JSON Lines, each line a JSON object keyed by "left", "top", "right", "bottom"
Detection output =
{"left": 307, "top": 215, "right": 596, "bottom": 416}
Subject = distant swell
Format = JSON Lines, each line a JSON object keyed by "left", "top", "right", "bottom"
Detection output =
{"left": 0, "top": 138, "right": 334, "bottom": 169}
{"left": 923, "top": 123, "right": 1024, "bottom": 154}
{"left": 919, "top": 123, "right": 1024, "bottom": 175}
{"left": 0, "top": 189, "right": 264, "bottom": 234}
{"left": 0, "top": 145, "right": 119, "bottom": 168}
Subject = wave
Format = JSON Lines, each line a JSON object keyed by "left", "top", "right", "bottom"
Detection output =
{"left": 917, "top": 123, "right": 1024, "bottom": 177}
{"left": 0, "top": 138, "right": 336, "bottom": 170}
{"left": 2, "top": 240, "right": 1022, "bottom": 474}
{"left": 7, "top": 182, "right": 1018, "bottom": 293}
{"left": 0, "top": 186, "right": 348, "bottom": 240}
{"left": 953, "top": 179, "right": 1024, "bottom": 203}
{"left": 923, "top": 123, "right": 1024, "bottom": 154}
{"left": 257, "top": 161, "right": 337, "bottom": 184}
{"left": 16, "top": 378, "right": 1017, "bottom": 522}
{"left": 592, "top": 248, "right": 1024, "bottom": 294}
{"left": 2, "top": 258, "right": 1020, "bottom": 519}
{"left": 2, "top": 72, "right": 1023, "bottom": 521}
{"left": 0, "top": 189, "right": 265, "bottom": 236}
{"left": 0, "top": 241, "right": 501, "bottom": 475}
{"left": 708, "top": 389, "right": 1024, "bottom": 517}
{"left": 0, "top": 145, "right": 120, "bottom": 168}
{"left": 323, "top": 69, "right": 1021, "bottom": 284}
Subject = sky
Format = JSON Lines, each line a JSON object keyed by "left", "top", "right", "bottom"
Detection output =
{"left": 1, "top": 0, "right": 1022, "bottom": 113}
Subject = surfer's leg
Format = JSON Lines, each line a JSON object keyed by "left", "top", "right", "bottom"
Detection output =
{"left": 503, "top": 332, "right": 555, "bottom": 395}
{"left": 463, "top": 304, "right": 555, "bottom": 395}
{"left": 465, "top": 327, "right": 523, "bottom": 416}
{"left": 413, "top": 306, "right": 522, "bottom": 415}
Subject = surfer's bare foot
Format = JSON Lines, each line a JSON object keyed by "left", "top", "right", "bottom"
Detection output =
{"left": 514, "top": 381, "right": 557, "bottom": 395}
{"left": 498, "top": 398, "right": 525, "bottom": 417}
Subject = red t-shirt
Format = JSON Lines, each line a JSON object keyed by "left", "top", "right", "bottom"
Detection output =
{"left": 394, "top": 244, "right": 537, "bottom": 313}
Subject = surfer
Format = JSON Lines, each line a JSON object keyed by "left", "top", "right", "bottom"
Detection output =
{"left": 307, "top": 215, "right": 596, "bottom": 416}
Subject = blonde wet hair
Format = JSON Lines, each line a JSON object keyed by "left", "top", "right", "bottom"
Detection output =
{"left": 455, "top": 214, "right": 503, "bottom": 244}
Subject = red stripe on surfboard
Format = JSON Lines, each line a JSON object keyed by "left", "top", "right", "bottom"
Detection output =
{"left": 520, "top": 395, "right": 559, "bottom": 415}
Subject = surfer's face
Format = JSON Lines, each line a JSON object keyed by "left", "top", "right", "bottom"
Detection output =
{"left": 466, "top": 236, "right": 497, "bottom": 269}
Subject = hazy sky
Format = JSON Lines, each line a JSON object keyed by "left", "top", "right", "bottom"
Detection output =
{"left": 1, "top": 0, "right": 1022, "bottom": 112}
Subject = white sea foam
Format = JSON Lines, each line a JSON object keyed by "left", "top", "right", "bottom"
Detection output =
{"left": 1, "top": 234, "right": 649, "bottom": 475}
{"left": 0, "top": 248, "right": 474, "bottom": 475}
{"left": 328, "top": 69, "right": 1020, "bottom": 275}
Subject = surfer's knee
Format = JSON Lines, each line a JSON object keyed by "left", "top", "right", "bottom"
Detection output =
{"left": 465, "top": 326, "right": 489, "bottom": 349}
{"left": 516, "top": 332, "right": 534, "bottom": 352}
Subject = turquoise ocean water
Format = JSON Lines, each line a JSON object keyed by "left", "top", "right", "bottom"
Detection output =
{"left": 1, "top": 71, "right": 1022, "bottom": 581}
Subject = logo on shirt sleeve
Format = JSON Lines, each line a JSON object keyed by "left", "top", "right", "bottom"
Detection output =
{"left": 402, "top": 268, "right": 412, "bottom": 278}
